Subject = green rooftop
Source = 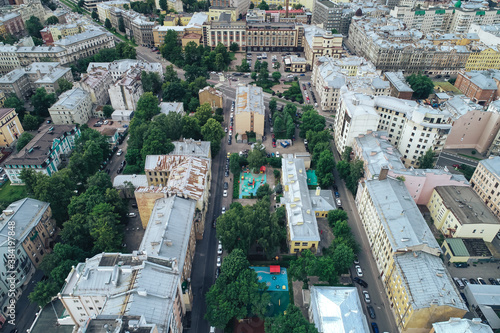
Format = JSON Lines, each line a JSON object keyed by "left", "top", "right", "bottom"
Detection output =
{"left": 446, "top": 238, "right": 470, "bottom": 257}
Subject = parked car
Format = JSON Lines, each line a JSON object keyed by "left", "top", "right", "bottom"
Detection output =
{"left": 336, "top": 198, "right": 342, "bottom": 206}
{"left": 355, "top": 265, "right": 363, "bottom": 277}
{"left": 131, "top": 202, "right": 138, "bottom": 208}
{"left": 454, "top": 262, "right": 468, "bottom": 268}
{"left": 117, "top": 149, "right": 123, "bottom": 156}
{"left": 217, "top": 243, "right": 223, "bottom": 255}
{"left": 353, "top": 277, "right": 368, "bottom": 288}
{"left": 371, "top": 322, "right": 379, "bottom": 333}
{"left": 225, "top": 170, "right": 229, "bottom": 177}
{"left": 488, "top": 278, "right": 498, "bottom": 285}
{"left": 215, "top": 267, "right": 220, "bottom": 279}
{"left": 469, "top": 278, "right": 478, "bottom": 284}
{"left": 223, "top": 190, "right": 228, "bottom": 197}
{"left": 367, "top": 306, "right": 376, "bottom": 319}
{"left": 453, "top": 277, "right": 465, "bottom": 289}
{"left": 362, "top": 290, "right": 371, "bottom": 303}
{"left": 127, "top": 213, "right": 137, "bottom": 218}
{"left": 461, "top": 278, "right": 469, "bottom": 286}
{"left": 217, "top": 256, "right": 221, "bottom": 267}
{"left": 334, "top": 191, "right": 340, "bottom": 198}
{"left": 221, "top": 206, "right": 226, "bottom": 214}
{"left": 224, "top": 182, "right": 228, "bottom": 190}
{"left": 353, "top": 256, "right": 359, "bottom": 264}
{"left": 477, "top": 277, "right": 487, "bottom": 285}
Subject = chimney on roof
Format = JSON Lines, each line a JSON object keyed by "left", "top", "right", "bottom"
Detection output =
{"left": 379, "top": 165, "right": 389, "bottom": 180}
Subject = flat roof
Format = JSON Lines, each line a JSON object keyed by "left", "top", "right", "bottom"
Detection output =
{"left": 139, "top": 196, "right": 195, "bottom": 272}
{"left": 0, "top": 198, "right": 49, "bottom": 245}
{"left": 51, "top": 88, "right": 89, "bottom": 110}
{"left": 171, "top": 140, "right": 211, "bottom": 158}
{"left": 281, "top": 158, "right": 320, "bottom": 242}
{"left": 159, "top": 102, "right": 183, "bottom": 115}
{"left": 432, "top": 318, "right": 493, "bottom": 333}
{"left": 394, "top": 251, "right": 466, "bottom": 310}
{"left": 446, "top": 238, "right": 492, "bottom": 257}
{"left": 384, "top": 72, "right": 414, "bottom": 93}
{"left": 309, "top": 286, "right": 370, "bottom": 333}
{"left": 435, "top": 186, "right": 500, "bottom": 225}
{"left": 364, "top": 178, "right": 440, "bottom": 253}
{"left": 466, "top": 284, "right": 500, "bottom": 306}
{"left": 479, "top": 156, "right": 500, "bottom": 178}
{"left": 236, "top": 85, "right": 265, "bottom": 115}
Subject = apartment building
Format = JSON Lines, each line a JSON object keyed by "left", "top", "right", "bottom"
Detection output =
{"left": 466, "top": 45, "right": 500, "bottom": 71}
{"left": 347, "top": 16, "right": 470, "bottom": 74}
{"left": 283, "top": 55, "right": 307, "bottom": 72}
{"left": 87, "top": 59, "right": 163, "bottom": 81}
{"left": 203, "top": 21, "right": 246, "bottom": 51}
{"left": 59, "top": 252, "right": 186, "bottom": 333}
{"left": 13, "top": 0, "right": 46, "bottom": 24}
{"left": 135, "top": 148, "right": 211, "bottom": 238}
{"left": 96, "top": 0, "right": 129, "bottom": 22}
{"left": 15, "top": 45, "right": 68, "bottom": 67}
{"left": 245, "top": 22, "right": 304, "bottom": 52}
{"left": 383, "top": 72, "right": 414, "bottom": 100}
{"left": 0, "top": 198, "right": 58, "bottom": 327}
{"left": 3, "top": 125, "right": 80, "bottom": 183}
{"left": 211, "top": 0, "right": 251, "bottom": 17}
{"left": 138, "top": 196, "right": 196, "bottom": 311}
{"left": 312, "top": 0, "right": 342, "bottom": 33}
{"left": 454, "top": 70, "right": 498, "bottom": 106}
{"left": 303, "top": 25, "right": 342, "bottom": 68}
{"left": 385, "top": 251, "right": 467, "bottom": 330}
{"left": 49, "top": 88, "right": 92, "bottom": 125}
{"left": 109, "top": 68, "right": 144, "bottom": 111}
{"left": 427, "top": 186, "right": 500, "bottom": 242}
{"left": 198, "top": 86, "right": 223, "bottom": 109}
{"left": 0, "top": 108, "right": 22, "bottom": 147}
{"left": 390, "top": 5, "right": 500, "bottom": 34}
{"left": 76, "top": 315, "right": 157, "bottom": 333}
{"left": 432, "top": 318, "right": 494, "bottom": 333}
{"left": 309, "top": 287, "right": 370, "bottom": 333}
{"left": 250, "top": 0, "right": 314, "bottom": 10}
{"left": 41, "top": 23, "right": 86, "bottom": 45}
{"left": 470, "top": 156, "right": 500, "bottom": 218}
{"left": 0, "top": 44, "right": 19, "bottom": 73}
{"left": 312, "top": 56, "right": 389, "bottom": 112}
{"left": 486, "top": 101, "right": 500, "bottom": 156}
{"left": 0, "top": 12, "right": 23, "bottom": 36}
{"left": 0, "top": 62, "right": 73, "bottom": 100}
{"left": 54, "top": 30, "right": 115, "bottom": 63}
{"left": 74, "top": 66, "right": 113, "bottom": 106}
{"left": 235, "top": 85, "right": 265, "bottom": 137}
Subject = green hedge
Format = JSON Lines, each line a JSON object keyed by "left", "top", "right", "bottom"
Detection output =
{"left": 233, "top": 177, "right": 239, "bottom": 199}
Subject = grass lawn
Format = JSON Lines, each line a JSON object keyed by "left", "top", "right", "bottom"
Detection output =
{"left": 0, "top": 181, "right": 27, "bottom": 205}
{"left": 434, "top": 81, "right": 462, "bottom": 94}
{"left": 229, "top": 52, "right": 236, "bottom": 61}
{"left": 458, "top": 153, "right": 483, "bottom": 161}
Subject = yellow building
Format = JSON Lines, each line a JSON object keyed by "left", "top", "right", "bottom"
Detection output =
{"left": 208, "top": 7, "right": 237, "bottom": 22}
{"left": 441, "top": 238, "right": 493, "bottom": 263}
{"left": 182, "top": 33, "right": 202, "bottom": 47}
{"left": 49, "top": 23, "right": 83, "bottom": 41}
{"left": 281, "top": 157, "right": 320, "bottom": 254}
{"left": 0, "top": 90, "right": 6, "bottom": 107}
{"left": 284, "top": 55, "right": 307, "bottom": 72}
{"left": 199, "top": 86, "right": 223, "bottom": 109}
{"left": 470, "top": 156, "right": 500, "bottom": 218}
{"left": 304, "top": 26, "right": 343, "bottom": 67}
{"left": 0, "top": 108, "right": 23, "bottom": 147}
{"left": 385, "top": 252, "right": 467, "bottom": 331}
{"left": 465, "top": 47, "right": 500, "bottom": 71}
{"left": 234, "top": 85, "right": 265, "bottom": 138}
{"left": 0, "top": 23, "right": 7, "bottom": 38}
{"left": 427, "top": 186, "right": 500, "bottom": 242}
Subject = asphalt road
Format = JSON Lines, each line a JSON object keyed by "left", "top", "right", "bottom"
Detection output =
{"left": 331, "top": 150, "right": 399, "bottom": 333}
{"left": 135, "top": 46, "right": 186, "bottom": 80}
{"left": 436, "top": 151, "right": 479, "bottom": 169}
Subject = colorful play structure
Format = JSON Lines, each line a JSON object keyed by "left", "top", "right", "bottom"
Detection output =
{"left": 239, "top": 169, "right": 267, "bottom": 199}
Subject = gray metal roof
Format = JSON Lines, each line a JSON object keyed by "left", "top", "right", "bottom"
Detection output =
{"left": 54, "top": 30, "right": 112, "bottom": 47}
{"left": 309, "top": 286, "right": 370, "bottom": 333}
{"left": 52, "top": 88, "right": 89, "bottom": 110}
{"left": 364, "top": 178, "right": 440, "bottom": 253}
{"left": 236, "top": 86, "right": 265, "bottom": 115}
{"left": 479, "top": 156, "right": 500, "bottom": 178}
{"left": 0, "top": 198, "right": 49, "bottom": 245}
{"left": 432, "top": 318, "right": 493, "bottom": 333}
{"left": 384, "top": 72, "right": 414, "bottom": 93}
{"left": 171, "top": 140, "right": 211, "bottom": 158}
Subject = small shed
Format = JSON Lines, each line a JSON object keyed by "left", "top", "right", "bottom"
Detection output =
{"left": 260, "top": 166, "right": 266, "bottom": 173}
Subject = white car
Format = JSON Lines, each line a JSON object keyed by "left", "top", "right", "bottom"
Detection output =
{"left": 221, "top": 206, "right": 226, "bottom": 214}
{"left": 217, "top": 256, "right": 222, "bottom": 267}
{"left": 276, "top": 151, "right": 280, "bottom": 158}
{"left": 229, "top": 130, "right": 232, "bottom": 136}
{"left": 362, "top": 290, "right": 371, "bottom": 303}
{"left": 217, "top": 243, "right": 223, "bottom": 255}
{"left": 223, "top": 190, "right": 228, "bottom": 197}
{"left": 287, "top": 74, "right": 294, "bottom": 78}
{"left": 127, "top": 212, "right": 137, "bottom": 218}
{"left": 117, "top": 149, "right": 123, "bottom": 156}
{"left": 355, "top": 265, "right": 363, "bottom": 277}
{"left": 225, "top": 127, "right": 228, "bottom": 133}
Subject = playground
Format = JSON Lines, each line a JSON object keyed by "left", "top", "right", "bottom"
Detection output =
{"left": 238, "top": 166, "right": 267, "bottom": 199}
{"left": 307, "top": 169, "right": 318, "bottom": 186}
{"left": 251, "top": 266, "right": 289, "bottom": 317}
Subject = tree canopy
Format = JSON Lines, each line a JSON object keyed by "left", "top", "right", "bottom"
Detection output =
{"left": 46, "top": 15, "right": 59, "bottom": 25}
{"left": 31, "top": 87, "right": 57, "bottom": 117}
{"left": 16, "top": 132, "right": 33, "bottom": 151}
{"left": 25, "top": 16, "right": 43, "bottom": 39}
{"left": 57, "top": 78, "right": 73, "bottom": 95}
{"left": 406, "top": 73, "right": 434, "bottom": 99}
{"left": 417, "top": 148, "right": 435, "bottom": 169}
{"left": 265, "top": 304, "right": 318, "bottom": 333}
{"left": 299, "top": 108, "right": 325, "bottom": 138}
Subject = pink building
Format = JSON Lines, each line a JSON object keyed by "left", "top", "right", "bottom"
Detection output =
{"left": 389, "top": 168, "right": 469, "bottom": 205}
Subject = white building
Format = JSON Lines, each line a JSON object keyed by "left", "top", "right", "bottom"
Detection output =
{"left": 74, "top": 66, "right": 113, "bottom": 106}
{"left": 309, "top": 286, "right": 370, "bottom": 333}
{"left": 109, "top": 68, "right": 143, "bottom": 111}
{"left": 49, "top": 88, "right": 93, "bottom": 125}
{"left": 159, "top": 102, "right": 184, "bottom": 115}
{"left": 87, "top": 59, "right": 163, "bottom": 80}
{"left": 53, "top": 30, "right": 115, "bottom": 63}
{"left": 432, "top": 318, "right": 493, "bottom": 333}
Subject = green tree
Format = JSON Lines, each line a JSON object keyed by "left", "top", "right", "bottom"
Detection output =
{"left": 346, "top": 159, "right": 364, "bottom": 194}
{"left": 250, "top": 2, "right": 254, "bottom": 8}
{"left": 4, "top": 95, "right": 26, "bottom": 120}
{"left": 181, "top": 115, "right": 202, "bottom": 140}
{"left": 332, "top": 243, "right": 355, "bottom": 274}
{"left": 258, "top": 0, "right": 269, "bottom": 9}
{"left": 91, "top": 10, "right": 99, "bottom": 20}
{"left": 247, "top": 143, "right": 266, "bottom": 172}
{"left": 118, "top": 17, "right": 125, "bottom": 32}
{"left": 124, "top": 3, "right": 129, "bottom": 9}
{"left": 31, "top": 88, "right": 56, "bottom": 117}
{"left": 256, "top": 183, "right": 271, "bottom": 198}
{"left": 104, "top": 18, "right": 112, "bottom": 29}
{"left": 229, "top": 42, "right": 239, "bottom": 53}
{"left": 89, "top": 203, "right": 123, "bottom": 253}
{"left": 194, "top": 103, "right": 213, "bottom": 127}
{"left": 61, "top": 214, "right": 92, "bottom": 251}
{"left": 341, "top": 146, "right": 352, "bottom": 162}
{"left": 236, "top": 59, "right": 250, "bottom": 72}
{"left": 300, "top": 109, "right": 325, "bottom": 138}
{"left": 327, "top": 209, "right": 348, "bottom": 227}
{"left": 16, "top": 132, "right": 34, "bottom": 151}
{"left": 201, "top": 118, "right": 224, "bottom": 155}
{"left": 272, "top": 71, "right": 281, "bottom": 82}
{"left": 417, "top": 148, "right": 435, "bottom": 169}
{"left": 205, "top": 249, "right": 270, "bottom": 328}
{"left": 406, "top": 73, "right": 434, "bottom": 99}
{"left": 269, "top": 99, "right": 277, "bottom": 115}
{"left": 316, "top": 150, "right": 335, "bottom": 187}
{"left": 102, "top": 105, "right": 114, "bottom": 118}
{"left": 141, "top": 71, "right": 163, "bottom": 94}
{"left": 336, "top": 160, "right": 350, "bottom": 179}
{"left": 135, "top": 92, "right": 160, "bottom": 121}
{"left": 230, "top": 153, "right": 241, "bottom": 175}
{"left": 56, "top": 78, "right": 73, "bottom": 95}
{"left": 159, "top": 0, "right": 168, "bottom": 10}
{"left": 46, "top": 15, "right": 59, "bottom": 25}
{"left": 28, "top": 281, "right": 59, "bottom": 307}
{"left": 25, "top": 16, "right": 43, "bottom": 39}
{"left": 288, "top": 249, "right": 316, "bottom": 287}
{"left": 251, "top": 71, "right": 257, "bottom": 81}
{"left": 154, "top": 112, "right": 183, "bottom": 140}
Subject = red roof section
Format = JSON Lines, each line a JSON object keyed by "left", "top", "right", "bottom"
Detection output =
{"left": 270, "top": 265, "right": 280, "bottom": 273}
{"left": 266, "top": 9, "right": 305, "bottom": 14}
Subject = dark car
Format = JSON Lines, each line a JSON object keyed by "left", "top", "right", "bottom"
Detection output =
{"left": 225, "top": 170, "right": 229, "bottom": 177}
{"left": 469, "top": 278, "right": 478, "bottom": 284}
{"left": 353, "top": 277, "right": 368, "bottom": 288}
{"left": 371, "top": 323, "right": 379, "bottom": 333}
{"left": 212, "top": 219, "right": 216, "bottom": 228}
{"left": 454, "top": 262, "right": 468, "bottom": 268}
{"left": 489, "top": 278, "right": 499, "bottom": 285}
{"left": 367, "top": 306, "right": 376, "bottom": 319}
{"left": 117, "top": 167, "right": 123, "bottom": 174}
{"left": 334, "top": 191, "right": 340, "bottom": 198}
{"left": 131, "top": 202, "right": 138, "bottom": 208}
{"left": 215, "top": 267, "right": 221, "bottom": 279}
{"left": 333, "top": 185, "right": 338, "bottom": 191}
{"left": 224, "top": 182, "right": 228, "bottom": 190}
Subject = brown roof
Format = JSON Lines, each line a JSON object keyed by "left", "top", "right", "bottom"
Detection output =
{"left": 0, "top": 108, "right": 15, "bottom": 121}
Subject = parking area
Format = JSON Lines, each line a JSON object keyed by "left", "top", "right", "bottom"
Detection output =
{"left": 246, "top": 51, "right": 305, "bottom": 74}
{"left": 123, "top": 199, "right": 144, "bottom": 252}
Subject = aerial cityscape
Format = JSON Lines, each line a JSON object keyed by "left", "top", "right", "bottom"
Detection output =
{"left": 0, "top": 0, "right": 498, "bottom": 332}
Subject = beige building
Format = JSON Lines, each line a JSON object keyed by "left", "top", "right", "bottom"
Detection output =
{"left": 283, "top": 55, "right": 307, "bottom": 73}
{"left": 0, "top": 108, "right": 23, "bottom": 147}
{"left": 303, "top": 25, "right": 343, "bottom": 68}
{"left": 54, "top": 30, "right": 115, "bottom": 63}
{"left": 234, "top": 85, "right": 265, "bottom": 138}
{"left": 198, "top": 86, "right": 223, "bottom": 109}
{"left": 49, "top": 88, "right": 93, "bottom": 125}
{"left": 427, "top": 186, "right": 500, "bottom": 242}
{"left": 108, "top": 68, "right": 144, "bottom": 111}
{"left": 0, "top": 44, "right": 20, "bottom": 73}
{"left": 470, "top": 156, "right": 500, "bottom": 218}
{"left": 203, "top": 21, "right": 246, "bottom": 51}
{"left": 245, "top": 22, "right": 304, "bottom": 52}
{"left": 74, "top": 66, "right": 113, "bottom": 106}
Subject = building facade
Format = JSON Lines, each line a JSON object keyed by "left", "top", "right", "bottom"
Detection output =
{"left": 454, "top": 70, "right": 498, "bottom": 106}
{"left": 0, "top": 108, "right": 22, "bottom": 147}
{"left": 470, "top": 156, "right": 500, "bottom": 218}
{"left": 108, "top": 68, "right": 144, "bottom": 111}
{"left": 311, "top": 0, "right": 342, "bottom": 33}
{"left": 234, "top": 85, "right": 265, "bottom": 137}
{"left": 245, "top": 22, "right": 304, "bottom": 52}
{"left": 74, "top": 66, "right": 113, "bottom": 106}
{"left": 49, "top": 88, "right": 92, "bottom": 125}
{"left": 198, "top": 86, "right": 223, "bottom": 109}
{"left": 303, "top": 25, "right": 343, "bottom": 68}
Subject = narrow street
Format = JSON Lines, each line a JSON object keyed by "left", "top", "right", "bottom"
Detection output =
{"left": 332, "top": 149, "right": 399, "bottom": 333}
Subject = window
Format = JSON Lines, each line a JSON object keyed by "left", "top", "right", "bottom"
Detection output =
{"left": 294, "top": 242, "right": 300, "bottom": 246}
{"left": 302, "top": 242, "right": 308, "bottom": 246}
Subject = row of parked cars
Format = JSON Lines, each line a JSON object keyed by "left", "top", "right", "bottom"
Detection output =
{"left": 453, "top": 277, "right": 500, "bottom": 288}
{"left": 352, "top": 258, "right": 379, "bottom": 333}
